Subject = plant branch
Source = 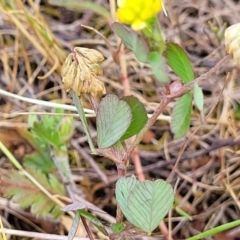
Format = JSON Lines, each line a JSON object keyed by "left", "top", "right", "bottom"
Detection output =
{"left": 165, "top": 54, "right": 231, "bottom": 100}
{"left": 123, "top": 54, "right": 231, "bottom": 162}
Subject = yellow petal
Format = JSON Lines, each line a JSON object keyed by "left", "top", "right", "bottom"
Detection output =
{"left": 117, "top": 8, "right": 135, "bottom": 24}
{"left": 117, "top": 0, "right": 126, "bottom": 8}
{"left": 131, "top": 20, "right": 147, "bottom": 31}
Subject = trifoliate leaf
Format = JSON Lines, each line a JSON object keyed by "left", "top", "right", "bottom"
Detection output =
{"left": 116, "top": 176, "right": 174, "bottom": 235}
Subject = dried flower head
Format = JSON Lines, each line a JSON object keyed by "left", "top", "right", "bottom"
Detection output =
{"left": 61, "top": 47, "right": 106, "bottom": 97}
{"left": 225, "top": 23, "right": 240, "bottom": 66}
{"left": 116, "top": 0, "right": 162, "bottom": 30}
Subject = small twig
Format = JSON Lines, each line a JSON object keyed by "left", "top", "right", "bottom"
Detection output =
{"left": 80, "top": 216, "right": 94, "bottom": 240}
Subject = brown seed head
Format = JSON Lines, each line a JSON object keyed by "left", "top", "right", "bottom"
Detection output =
{"left": 61, "top": 47, "right": 106, "bottom": 97}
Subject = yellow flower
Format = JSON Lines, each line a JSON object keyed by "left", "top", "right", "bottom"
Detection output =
{"left": 225, "top": 23, "right": 240, "bottom": 66}
{"left": 117, "top": 0, "right": 162, "bottom": 30}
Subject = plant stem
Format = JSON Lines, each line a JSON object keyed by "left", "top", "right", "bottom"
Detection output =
{"left": 165, "top": 54, "right": 231, "bottom": 99}
{"left": 116, "top": 162, "right": 127, "bottom": 177}
{"left": 70, "top": 90, "right": 96, "bottom": 154}
{"left": 124, "top": 54, "right": 232, "bottom": 162}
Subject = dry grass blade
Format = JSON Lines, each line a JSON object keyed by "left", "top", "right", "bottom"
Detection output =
{"left": 0, "top": 216, "right": 7, "bottom": 240}
{"left": 0, "top": 0, "right": 65, "bottom": 80}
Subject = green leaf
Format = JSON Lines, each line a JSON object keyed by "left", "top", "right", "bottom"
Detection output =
{"left": 30, "top": 113, "right": 67, "bottom": 149}
{"left": 116, "top": 176, "right": 174, "bottom": 235}
{"left": 68, "top": 211, "right": 81, "bottom": 240}
{"left": 97, "top": 94, "right": 132, "bottom": 148}
{"left": 78, "top": 210, "right": 108, "bottom": 236}
{"left": 28, "top": 113, "right": 38, "bottom": 129}
{"left": 0, "top": 167, "right": 65, "bottom": 219}
{"left": 28, "top": 109, "right": 71, "bottom": 148}
{"left": 171, "top": 92, "right": 193, "bottom": 139}
{"left": 24, "top": 150, "right": 56, "bottom": 174}
{"left": 234, "top": 102, "right": 240, "bottom": 120}
{"left": 58, "top": 117, "right": 75, "bottom": 142}
{"left": 110, "top": 223, "right": 125, "bottom": 234}
{"left": 115, "top": 176, "right": 138, "bottom": 225}
{"left": 193, "top": 83, "right": 204, "bottom": 114}
{"left": 164, "top": 43, "right": 194, "bottom": 83}
{"left": 18, "top": 128, "right": 56, "bottom": 173}
{"left": 33, "top": 121, "right": 62, "bottom": 148}
{"left": 120, "top": 96, "right": 148, "bottom": 141}
{"left": 148, "top": 52, "right": 168, "bottom": 83}
{"left": 111, "top": 22, "right": 149, "bottom": 62}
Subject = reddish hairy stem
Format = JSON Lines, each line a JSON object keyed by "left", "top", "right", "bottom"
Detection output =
{"left": 165, "top": 54, "right": 231, "bottom": 99}
{"left": 118, "top": 44, "right": 130, "bottom": 96}
{"left": 123, "top": 54, "right": 231, "bottom": 162}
